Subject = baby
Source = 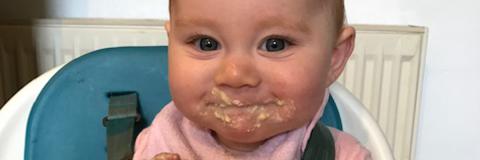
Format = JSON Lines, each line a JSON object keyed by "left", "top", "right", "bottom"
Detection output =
{"left": 134, "top": 0, "right": 371, "bottom": 159}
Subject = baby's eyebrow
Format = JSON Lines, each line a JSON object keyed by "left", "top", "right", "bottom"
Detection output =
{"left": 173, "top": 17, "right": 311, "bottom": 34}
{"left": 256, "top": 18, "right": 312, "bottom": 34}
{"left": 173, "top": 18, "right": 217, "bottom": 28}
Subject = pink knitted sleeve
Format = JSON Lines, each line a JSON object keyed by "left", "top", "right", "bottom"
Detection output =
{"left": 331, "top": 128, "right": 372, "bottom": 160}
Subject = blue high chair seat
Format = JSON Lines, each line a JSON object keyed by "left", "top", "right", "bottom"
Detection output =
{"left": 24, "top": 46, "right": 343, "bottom": 160}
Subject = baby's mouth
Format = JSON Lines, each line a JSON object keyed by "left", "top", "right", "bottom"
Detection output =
{"left": 210, "top": 87, "right": 285, "bottom": 107}
{"left": 203, "top": 87, "right": 292, "bottom": 132}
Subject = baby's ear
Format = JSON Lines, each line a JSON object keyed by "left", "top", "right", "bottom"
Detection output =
{"left": 165, "top": 20, "right": 171, "bottom": 36}
{"left": 327, "top": 26, "right": 356, "bottom": 85}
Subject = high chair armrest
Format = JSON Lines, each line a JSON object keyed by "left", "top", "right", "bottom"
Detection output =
{"left": 329, "top": 82, "right": 394, "bottom": 160}
{"left": 0, "top": 66, "right": 63, "bottom": 160}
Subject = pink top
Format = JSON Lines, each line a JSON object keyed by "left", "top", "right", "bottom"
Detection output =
{"left": 133, "top": 93, "right": 371, "bottom": 160}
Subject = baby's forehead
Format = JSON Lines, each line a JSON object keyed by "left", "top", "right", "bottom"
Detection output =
{"left": 170, "top": 0, "right": 335, "bottom": 31}
{"left": 170, "top": 0, "right": 332, "bottom": 19}
{"left": 174, "top": 14, "right": 313, "bottom": 35}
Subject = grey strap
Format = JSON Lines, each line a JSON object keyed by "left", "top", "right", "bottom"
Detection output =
{"left": 103, "top": 92, "right": 140, "bottom": 160}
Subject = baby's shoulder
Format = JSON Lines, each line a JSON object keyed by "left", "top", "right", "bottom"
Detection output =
{"left": 329, "top": 128, "right": 372, "bottom": 160}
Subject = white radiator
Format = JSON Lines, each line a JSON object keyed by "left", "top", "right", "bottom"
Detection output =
{"left": 0, "top": 19, "right": 427, "bottom": 160}
{"left": 339, "top": 25, "right": 427, "bottom": 160}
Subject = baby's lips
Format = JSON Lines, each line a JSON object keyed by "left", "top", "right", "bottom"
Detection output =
{"left": 210, "top": 87, "right": 282, "bottom": 107}
{"left": 152, "top": 152, "right": 181, "bottom": 160}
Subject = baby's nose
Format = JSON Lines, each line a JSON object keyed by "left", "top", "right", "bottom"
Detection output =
{"left": 214, "top": 54, "right": 261, "bottom": 89}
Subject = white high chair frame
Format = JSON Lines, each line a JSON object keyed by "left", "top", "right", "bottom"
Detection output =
{"left": 0, "top": 65, "right": 393, "bottom": 160}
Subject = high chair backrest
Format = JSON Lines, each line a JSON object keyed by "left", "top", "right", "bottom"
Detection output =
{"left": 24, "top": 46, "right": 342, "bottom": 160}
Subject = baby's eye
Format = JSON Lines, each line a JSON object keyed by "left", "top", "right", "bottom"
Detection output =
{"left": 260, "top": 38, "right": 289, "bottom": 52}
{"left": 194, "top": 37, "right": 219, "bottom": 51}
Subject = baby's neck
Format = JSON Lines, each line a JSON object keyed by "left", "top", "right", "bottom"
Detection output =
{"left": 213, "top": 132, "right": 265, "bottom": 152}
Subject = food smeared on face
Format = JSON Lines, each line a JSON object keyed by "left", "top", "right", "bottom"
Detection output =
{"left": 202, "top": 87, "right": 296, "bottom": 133}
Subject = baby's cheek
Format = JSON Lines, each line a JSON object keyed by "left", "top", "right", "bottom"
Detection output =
{"left": 267, "top": 100, "right": 296, "bottom": 123}
{"left": 174, "top": 101, "right": 212, "bottom": 126}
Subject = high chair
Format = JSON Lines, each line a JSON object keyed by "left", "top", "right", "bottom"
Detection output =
{"left": 0, "top": 46, "right": 393, "bottom": 160}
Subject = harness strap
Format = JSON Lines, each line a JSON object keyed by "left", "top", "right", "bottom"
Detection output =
{"left": 302, "top": 123, "right": 336, "bottom": 160}
{"left": 103, "top": 92, "right": 140, "bottom": 160}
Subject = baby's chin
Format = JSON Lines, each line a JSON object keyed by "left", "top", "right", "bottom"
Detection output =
{"left": 210, "top": 121, "right": 286, "bottom": 146}
{"left": 206, "top": 111, "right": 300, "bottom": 145}
{"left": 199, "top": 105, "right": 293, "bottom": 137}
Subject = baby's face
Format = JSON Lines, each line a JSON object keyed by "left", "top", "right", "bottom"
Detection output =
{"left": 167, "top": 0, "right": 343, "bottom": 150}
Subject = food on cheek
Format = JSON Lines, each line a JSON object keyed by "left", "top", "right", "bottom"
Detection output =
{"left": 256, "top": 112, "right": 270, "bottom": 121}
{"left": 211, "top": 87, "right": 233, "bottom": 106}
{"left": 214, "top": 109, "right": 232, "bottom": 123}
{"left": 201, "top": 87, "right": 296, "bottom": 132}
{"left": 275, "top": 99, "right": 285, "bottom": 106}
{"left": 232, "top": 99, "right": 243, "bottom": 106}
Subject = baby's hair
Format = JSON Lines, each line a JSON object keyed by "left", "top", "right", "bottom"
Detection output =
{"left": 168, "top": 0, "right": 346, "bottom": 33}
{"left": 332, "top": 0, "right": 346, "bottom": 32}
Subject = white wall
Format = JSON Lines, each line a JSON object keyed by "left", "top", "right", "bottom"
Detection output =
{"left": 0, "top": 0, "right": 169, "bottom": 20}
{"left": 345, "top": 0, "right": 480, "bottom": 160}
{"left": 1, "top": 0, "right": 479, "bottom": 159}
{"left": 47, "top": 0, "right": 170, "bottom": 20}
